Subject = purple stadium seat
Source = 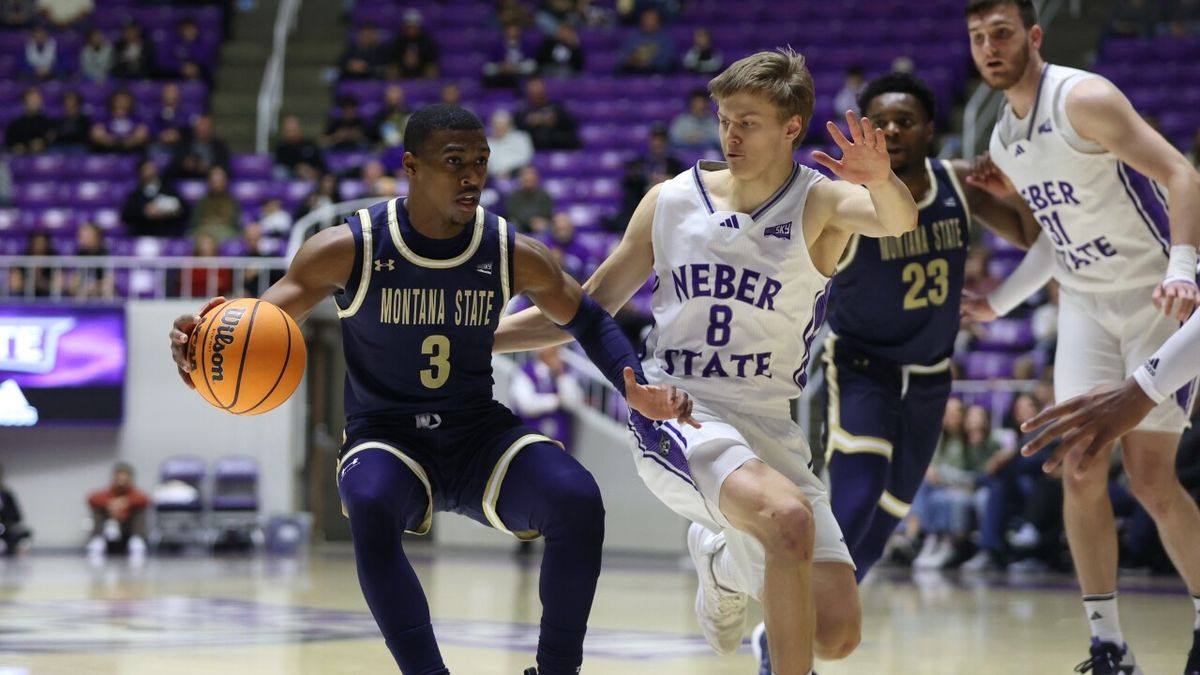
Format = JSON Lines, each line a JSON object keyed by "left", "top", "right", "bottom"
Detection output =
{"left": 973, "top": 318, "right": 1035, "bottom": 352}
{"left": 212, "top": 456, "right": 259, "bottom": 512}
{"left": 962, "top": 351, "right": 1019, "bottom": 380}
{"left": 176, "top": 179, "right": 208, "bottom": 203}
{"left": 157, "top": 455, "right": 207, "bottom": 512}
{"left": 0, "top": 209, "right": 22, "bottom": 235}
{"left": 230, "top": 180, "right": 276, "bottom": 207}
{"left": 13, "top": 182, "right": 62, "bottom": 210}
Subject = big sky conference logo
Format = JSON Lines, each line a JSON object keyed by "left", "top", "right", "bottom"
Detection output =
{"left": 0, "top": 317, "right": 75, "bottom": 426}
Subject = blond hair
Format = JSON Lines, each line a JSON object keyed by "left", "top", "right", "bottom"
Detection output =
{"left": 708, "top": 47, "right": 815, "bottom": 149}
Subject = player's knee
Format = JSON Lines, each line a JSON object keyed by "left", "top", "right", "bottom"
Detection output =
{"left": 815, "top": 622, "right": 861, "bottom": 661}
{"left": 543, "top": 470, "right": 606, "bottom": 533}
{"left": 1062, "top": 466, "right": 1106, "bottom": 499}
{"left": 761, "top": 498, "right": 814, "bottom": 561}
{"left": 1129, "top": 470, "right": 1181, "bottom": 516}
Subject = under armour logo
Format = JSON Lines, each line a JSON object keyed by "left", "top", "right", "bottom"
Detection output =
{"left": 416, "top": 413, "right": 442, "bottom": 430}
{"left": 374, "top": 259, "right": 395, "bottom": 272}
{"left": 1146, "top": 358, "right": 1159, "bottom": 376}
{"left": 475, "top": 262, "right": 493, "bottom": 275}
{"left": 340, "top": 456, "right": 361, "bottom": 480}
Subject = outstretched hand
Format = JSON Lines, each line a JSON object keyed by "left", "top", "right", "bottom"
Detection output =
{"left": 960, "top": 290, "right": 998, "bottom": 322}
{"left": 622, "top": 367, "right": 701, "bottom": 429}
{"left": 168, "top": 295, "right": 226, "bottom": 388}
{"left": 811, "top": 110, "right": 891, "bottom": 186}
{"left": 1018, "top": 380, "right": 1156, "bottom": 476}
{"left": 1153, "top": 280, "right": 1199, "bottom": 322}
{"left": 963, "top": 153, "right": 1016, "bottom": 198}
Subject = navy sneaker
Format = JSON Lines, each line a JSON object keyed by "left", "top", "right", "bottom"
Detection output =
{"left": 522, "top": 669, "right": 537, "bottom": 675}
{"left": 1073, "top": 639, "right": 1142, "bottom": 674}
{"left": 751, "top": 622, "right": 770, "bottom": 675}
{"left": 1186, "top": 629, "right": 1200, "bottom": 674}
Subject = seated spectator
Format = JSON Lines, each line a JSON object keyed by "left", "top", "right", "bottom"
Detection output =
{"left": 389, "top": 9, "right": 439, "bottom": 79}
{"left": 69, "top": 221, "right": 113, "bottom": 298}
{"left": 86, "top": 462, "right": 149, "bottom": 558}
{"left": 617, "top": 8, "right": 675, "bottom": 74}
{"left": 497, "top": 0, "right": 533, "bottom": 28}
{"left": 1162, "top": 0, "right": 1200, "bottom": 36}
{"left": 293, "top": 172, "right": 342, "bottom": 224}
{"left": 681, "top": 26, "right": 722, "bottom": 74}
{"left": 536, "top": 23, "right": 584, "bottom": 78}
{"left": 509, "top": 346, "right": 581, "bottom": 449}
{"left": 190, "top": 166, "right": 241, "bottom": 243}
{"left": 258, "top": 197, "right": 293, "bottom": 236}
{"left": 515, "top": 77, "right": 580, "bottom": 150}
{"left": 152, "top": 83, "right": 191, "bottom": 151}
{"left": 373, "top": 85, "right": 410, "bottom": 148}
{"left": 121, "top": 159, "right": 189, "bottom": 237}
{"left": 2, "top": 0, "right": 35, "bottom": 28}
{"left": 24, "top": 23, "right": 55, "bottom": 80}
{"left": 340, "top": 22, "right": 387, "bottom": 81}
{"left": 8, "top": 231, "right": 56, "bottom": 297}
{"left": 1108, "top": 0, "right": 1156, "bottom": 37}
{"left": 182, "top": 233, "right": 233, "bottom": 298}
{"left": 5, "top": 87, "right": 54, "bottom": 154}
{"left": 240, "top": 221, "right": 285, "bottom": 297}
{"left": 609, "top": 123, "right": 682, "bottom": 230}
{"left": 112, "top": 21, "right": 153, "bottom": 80}
{"left": 911, "top": 401, "right": 997, "bottom": 569}
{"left": 274, "top": 114, "right": 326, "bottom": 179}
{"left": 79, "top": 26, "right": 111, "bottom": 82}
{"left": 89, "top": 89, "right": 149, "bottom": 154}
{"left": 963, "top": 247, "right": 999, "bottom": 296}
{"left": 354, "top": 159, "right": 396, "bottom": 198}
{"left": 505, "top": 166, "right": 555, "bottom": 232}
{"left": 322, "top": 95, "right": 370, "bottom": 151}
{"left": 0, "top": 461, "right": 32, "bottom": 556}
{"left": 440, "top": 82, "right": 462, "bottom": 107}
{"left": 548, "top": 211, "right": 586, "bottom": 280}
{"left": 168, "top": 114, "right": 230, "bottom": 181}
{"left": 834, "top": 64, "right": 866, "bottom": 117}
{"left": 483, "top": 22, "right": 536, "bottom": 89}
{"left": 668, "top": 89, "right": 719, "bottom": 152}
{"left": 37, "top": 0, "right": 92, "bottom": 26}
{"left": 534, "top": 0, "right": 583, "bottom": 35}
{"left": 52, "top": 89, "right": 90, "bottom": 152}
{"left": 169, "top": 17, "right": 209, "bottom": 80}
{"left": 487, "top": 109, "right": 533, "bottom": 179}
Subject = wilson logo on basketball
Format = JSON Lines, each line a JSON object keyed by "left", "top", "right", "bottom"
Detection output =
{"left": 210, "top": 306, "right": 247, "bottom": 382}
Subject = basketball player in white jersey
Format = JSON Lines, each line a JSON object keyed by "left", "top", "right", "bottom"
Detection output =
{"left": 494, "top": 48, "right": 918, "bottom": 675}
{"left": 959, "top": 1, "right": 1200, "bottom": 672}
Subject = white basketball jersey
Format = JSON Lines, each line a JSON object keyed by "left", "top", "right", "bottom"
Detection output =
{"left": 641, "top": 161, "right": 830, "bottom": 419}
{"left": 989, "top": 64, "right": 1169, "bottom": 293}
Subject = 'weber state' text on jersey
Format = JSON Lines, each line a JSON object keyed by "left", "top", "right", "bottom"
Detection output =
{"left": 334, "top": 197, "right": 515, "bottom": 420}
{"left": 990, "top": 64, "right": 1169, "bottom": 293}
{"left": 827, "top": 158, "right": 971, "bottom": 366}
{"left": 642, "top": 161, "right": 830, "bottom": 418}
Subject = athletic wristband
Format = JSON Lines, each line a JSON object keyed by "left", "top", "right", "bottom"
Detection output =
{"left": 556, "top": 293, "right": 646, "bottom": 395}
{"left": 1130, "top": 307, "right": 1200, "bottom": 405}
{"left": 1163, "top": 245, "right": 1199, "bottom": 286}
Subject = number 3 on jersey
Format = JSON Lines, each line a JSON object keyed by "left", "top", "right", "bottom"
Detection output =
{"left": 902, "top": 259, "right": 949, "bottom": 310}
{"left": 420, "top": 335, "right": 450, "bottom": 388}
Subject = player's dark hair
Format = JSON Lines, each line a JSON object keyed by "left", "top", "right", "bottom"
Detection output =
{"left": 858, "top": 72, "right": 937, "bottom": 123}
{"left": 404, "top": 104, "right": 485, "bottom": 156}
{"left": 965, "top": 0, "right": 1037, "bottom": 29}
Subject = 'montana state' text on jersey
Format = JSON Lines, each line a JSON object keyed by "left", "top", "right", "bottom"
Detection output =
{"left": 642, "top": 161, "right": 830, "bottom": 419}
{"left": 335, "top": 198, "right": 515, "bottom": 420}
{"left": 989, "top": 63, "right": 1169, "bottom": 293}
{"left": 827, "top": 158, "right": 971, "bottom": 366}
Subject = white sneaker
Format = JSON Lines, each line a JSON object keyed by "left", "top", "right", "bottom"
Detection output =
{"left": 962, "top": 549, "right": 1000, "bottom": 572}
{"left": 926, "top": 539, "right": 956, "bottom": 568}
{"left": 86, "top": 535, "right": 106, "bottom": 557}
{"left": 1007, "top": 522, "right": 1040, "bottom": 549}
{"left": 686, "top": 523, "right": 747, "bottom": 655}
{"left": 128, "top": 535, "right": 146, "bottom": 557}
{"left": 912, "top": 535, "right": 942, "bottom": 569}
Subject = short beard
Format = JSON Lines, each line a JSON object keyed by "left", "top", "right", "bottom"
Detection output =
{"left": 988, "top": 41, "right": 1031, "bottom": 91}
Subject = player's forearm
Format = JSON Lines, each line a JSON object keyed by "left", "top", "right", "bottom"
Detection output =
{"left": 986, "top": 234, "right": 1056, "bottom": 316}
{"left": 1132, "top": 307, "right": 1200, "bottom": 404}
{"left": 494, "top": 307, "right": 574, "bottom": 354}
{"left": 1164, "top": 168, "right": 1200, "bottom": 282}
{"left": 866, "top": 174, "right": 919, "bottom": 236}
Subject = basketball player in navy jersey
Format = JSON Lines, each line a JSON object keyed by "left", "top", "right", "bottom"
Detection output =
{"left": 167, "top": 105, "right": 697, "bottom": 675}
{"left": 750, "top": 71, "right": 1041, "bottom": 675}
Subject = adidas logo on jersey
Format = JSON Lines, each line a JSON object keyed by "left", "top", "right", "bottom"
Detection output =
{"left": 374, "top": 259, "right": 395, "bottom": 272}
{"left": 763, "top": 222, "right": 792, "bottom": 240}
{"left": 1014, "top": 144, "right": 1026, "bottom": 156}
{"left": 0, "top": 379, "right": 38, "bottom": 427}
{"left": 717, "top": 215, "right": 739, "bottom": 230}
{"left": 1038, "top": 120, "right": 1053, "bottom": 134}
{"left": 1146, "top": 358, "right": 1160, "bottom": 376}
{"left": 476, "top": 262, "right": 493, "bottom": 275}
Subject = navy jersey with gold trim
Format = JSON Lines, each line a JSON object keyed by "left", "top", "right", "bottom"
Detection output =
{"left": 826, "top": 159, "right": 971, "bottom": 366}
{"left": 334, "top": 197, "right": 516, "bottom": 420}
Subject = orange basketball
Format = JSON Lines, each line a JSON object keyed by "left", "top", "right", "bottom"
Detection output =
{"left": 187, "top": 298, "right": 306, "bottom": 416}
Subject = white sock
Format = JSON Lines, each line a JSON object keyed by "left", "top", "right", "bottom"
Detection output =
{"left": 1192, "top": 593, "right": 1200, "bottom": 631}
{"left": 1084, "top": 593, "right": 1123, "bottom": 645}
{"left": 710, "top": 541, "right": 742, "bottom": 593}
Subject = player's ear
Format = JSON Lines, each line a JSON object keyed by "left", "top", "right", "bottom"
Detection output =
{"left": 402, "top": 151, "right": 417, "bottom": 177}
{"left": 785, "top": 114, "right": 803, "bottom": 145}
{"left": 1029, "top": 24, "right": 1043, "bottom": 50}
{"left": 923, "top": 119, "right": 935, "bottom": 144}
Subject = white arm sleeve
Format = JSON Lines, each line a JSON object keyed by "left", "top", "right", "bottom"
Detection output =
{"left": 1131, "top": 311, "right": 1200, "bottom": 404}
{"left": 986, "top": 234, "right": 1056, "bottom": 317}
{"left": 509, "top": 371, "right": 562, "bottom": 417}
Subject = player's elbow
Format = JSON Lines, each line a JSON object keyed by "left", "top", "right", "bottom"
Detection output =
{"left": 883, "top": 213, "right": 918, "bottom": 237}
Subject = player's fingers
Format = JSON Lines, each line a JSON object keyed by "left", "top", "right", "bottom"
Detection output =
{"left": 1073, "top": 434, "right": 1109, "bottom": 478}
{"left": 845, "top": 110, "right": 864, "bottom": 144}
{"left": 1022, "top": 412, "right": 1082, "bottom": 458}
{"left": 176, "top": 366, "right": 195, "bottom": 389}
{"left": 825, "top": 122, "right": 851, "bottom": 151}
{"left": 810, "top": 151, "right": 842, "bottom": 174}
{"left": 1162, "top": 292, "right": 1176, "bottom": 318}
{"left": 200, "top": 295, "right": 226, "bottom": 314}
{"left": 622, "top": 366, "right": 637, "bottom": 391}
{"left": 859, "top": 116, "right": 877, "bottom": 147}
{"left": 1021, "top": 397, "right": 1082, "bottom": 432}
